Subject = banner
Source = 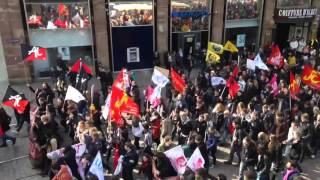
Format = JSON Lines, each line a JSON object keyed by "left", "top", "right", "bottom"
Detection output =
{"left": 187, "top": 148, "right": 205, "bottom": 172}
{"left": 164, "top": 145, "right": 187, "bottom": 175}
{"left": 253, "top": 54, "right": 269, "bottom": 71}
{"left": 47, "top": 143, "right": 86, "bottom": 160}
{"left": 2, "top": 86, "right": 29, "bottom": 114}
{"left": 170, "top": 68, "right": 186, "bottom": 94}
{"left": 21, "top": 44, "right": 47, "bottom": 62}
{"left": 89, "top": 151, "right": 104, "bottom": 180}
{"left": 206, "top": 50, "right": 220, "bottom": 63}
{"left": 65, "top": 85, "right": 86, "bottom": 103}
{"left": 301, "top": 65, "right": 320, "bottom": 90}
{"left": 246, "top": 59, "right": 256, "bottom": 71}
{"left": 152, "top": 67, "right": 169, "bottom": 87}
{"left": 207, "top": 42, "right": 224, "bottom": 54}
{"left": 210, "top": 76, "right": 226, "bottom": 86}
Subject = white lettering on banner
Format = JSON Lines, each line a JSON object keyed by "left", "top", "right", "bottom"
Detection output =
{"left": 28, "top": 47, "right": 42, "bottom": 58}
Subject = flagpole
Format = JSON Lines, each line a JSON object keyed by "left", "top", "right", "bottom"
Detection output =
{"left": 220, "top": 84, "right": 227, "bottom": 99}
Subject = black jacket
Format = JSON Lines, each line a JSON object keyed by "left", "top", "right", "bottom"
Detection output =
{"left": 300, "top": 122, "right": 314, "bottom": 142}
{"left": 0, "top": 108, "right": 11, "bottom": 132}
{"left": 241, "top": 145, "right": 258, "bottom": 166}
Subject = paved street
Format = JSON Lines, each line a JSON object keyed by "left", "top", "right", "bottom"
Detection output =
{"left": 0, "top": 70, "right": 319, "bottom": 180}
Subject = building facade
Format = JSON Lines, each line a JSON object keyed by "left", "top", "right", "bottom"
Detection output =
{"left": 0, "top": 0, "right": 319, "bottom": 82}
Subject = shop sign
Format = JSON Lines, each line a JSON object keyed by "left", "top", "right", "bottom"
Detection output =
{"left": 236, "top": 34, "right": 246, "bottom": 47}
{"left": 274, "top": 8, "right": 317, "bottom": 22}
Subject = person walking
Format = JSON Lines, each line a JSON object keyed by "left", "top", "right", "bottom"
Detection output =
{"left": 0, "top": 106, "right": 16, "bottom": 147}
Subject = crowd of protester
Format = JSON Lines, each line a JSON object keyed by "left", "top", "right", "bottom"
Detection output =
{"left": 110, "top": 5, "right": 153, "bottom": 27}
{"left": 27, "top": 3, "right": 90, "bottom": 29}
{"left": 226, "top": 0, "right": 259, "bottom": 20}
{"left": 1, "top": 37, "right": 320, "bottom": 180}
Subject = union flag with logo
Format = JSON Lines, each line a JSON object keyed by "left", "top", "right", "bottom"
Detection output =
{"left": 21, "top": 44, "right": 47, "bottom": 62}
{"left": 109, "top": 86, "right": 140, "bottom": 126}
{"left": 2, "top": 86, "right": 29, "bottom": 114}
{"left": 267, "top": 44, "right": 284, "bottom": 68}
{"left": 290, "top": 71, "right": 300, "bottom": 99}
{"left": 301, "top": 65, "right": 320, "bottom": 90}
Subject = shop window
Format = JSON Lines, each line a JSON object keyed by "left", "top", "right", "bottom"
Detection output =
{"left": 171, "top": 0, "right": 211, "bottom": 32}
{"left": 226, "top": 0, "right": 260, "bottom": 20}
{"left": 109, "top": 1, "right": 153, "bottom": 27}
{"left": 25, "top": 1, "right": 90, "bottom": 30}
{"left": 277, "top": 0, "right": 311, "bottom": 8}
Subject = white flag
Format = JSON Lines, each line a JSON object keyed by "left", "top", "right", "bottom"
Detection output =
{"left": 164, "top": 145, "right": 187, "bottom": 175}
{"left": 254, "top": 54, "right": 269, "bottom": 71}
{"left": 187, "top": 148, "right": 205, "bottom": 172}
{"left": 47, "top": 143, "right": 86, "bottom": 160}
{"left": 246, "top": 59, "right": 256, "bottom": 71}
{"left": 102, "top": 93, "right": 111, "bottom": 120}
{"left": 211, "top": 76, "right": 226, "bottom": 86}
{"left": 65, "top": 85, "right": 85, "bottom": 103}
{"left": 89, "top": 151, "right": 104, "bottom": 180}
{"left": 152, "top": 68, "right": 169, "bottom": 87}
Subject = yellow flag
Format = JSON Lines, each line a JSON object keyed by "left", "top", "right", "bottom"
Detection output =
{"left": 223, "top": 41, "right": 238, "bottom": 53}
{"left": 206, "top": 50, "right": 220, "bottom": 63}
{"left": 208, "top": 42, "right": 224, "bottom": 54}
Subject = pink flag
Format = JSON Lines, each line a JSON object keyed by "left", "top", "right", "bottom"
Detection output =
{"left": 164, "top": 145, "right": 187, "bottom": 174}
{"left": 269, "top": 74, "right": 279, "bottom": 97}
{"left": 146, "top": 86, "right": 161, "bottom": 108}
{"left": 186, "top": 147, "right": 205, "bottom": 172}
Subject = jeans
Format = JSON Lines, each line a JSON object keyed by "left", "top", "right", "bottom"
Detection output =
{"left": 1, "top": 133, "right": 16, "bottom": 145}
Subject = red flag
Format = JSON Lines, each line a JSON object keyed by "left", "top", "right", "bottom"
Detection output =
{"left": 112, "top": 68, "right": 130, "bottom": 91}
{"left": 21, "top": 44, "right": 47, "bottom": 62}
{"left": 27, "top": 15, "right": 42, "bottom": 26}
{"left": 170, "top": 68, "right": 186, "bottom": 93}
{"left": 70, "top": 59, "right": 92, "bottom": 75}
{"left": 269, "top": 74, "right": 279, "bottom": 97}
{"left": 109, "top": 86, "right": 140, "bottom": 126}
{"left": 2, "top": 86, "right": 29, "bottom": 114}
{"left": 290, "top": 71, "right": 300, "bottom": 100}
{"left": 226, "top": 78, "right": 240, "bottom": 99}
{"left": 113, "top": 144, "right": 120, "bottom": 170}
{"left": 267, "top": 45, "right": 284, "bottom": 68}
{"left": 301, "top": 65, "right": 320, "bottom": 90}
{"left": 58, "top": 3, "right": 69, "bottom": 16}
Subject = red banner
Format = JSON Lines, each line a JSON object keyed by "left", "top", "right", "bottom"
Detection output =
{"left": 170, "top": 68, "right": 186, "bottom": 94}
{"left": 301, "top": 65, "right": 320, "bottom": 90}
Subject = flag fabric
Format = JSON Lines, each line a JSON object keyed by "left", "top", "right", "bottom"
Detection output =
{"left": 113, "top": 155, "right": 123, "bottom": 176}
{"left": 207, "top": 42, "right": 224, "bottom": 54}
{"left": 170, "top": 68, "right": 186, "bottom": 94}
{"left": 58, "top": 3, "right": 69, "bottom": 16}
{"left": 269, "top": 74, "right": 279, "bottom": 97}
{"left": 65, "top": 85, "right": 86, "bottom": 103}
{"left": 206, "top": 50, "right": 221, "bottom": 63}
{"left": 149, "top": 85, "right": 161, "bottom": 108}
{"left": 187, "top": 148, "right": 205, "bottom": 172}
{"left": 70, "top": 59, "right": 92, "bottom": 75}
{"left": 109, "top": 86, "right": 140, "bottom": 126}
{"left": 301, "top": 65, "right": 320, "bottom": 90}
{"left": 102, "top": 93, "right": 111, "bottom": 120}
{"left": 164, "top": 145, "right": 187, "bottom": 175}
{"left": 89, "top": 151, "right": 104, "bottom": 180}
{"left": 47, "top": 143, "right": 86, "bottom": 160}
{"left": 211, "top": 76, "right": 226, "bottom": 86}
{"left": 253, "top": 54, "right": 269, "bottom": 71}
{"left": 223, "top": 41, "right": 239, "bottom": 53}
{"left": 113, "top": 144, "right": 120, "bottom": 170}
{"left": 246, "top": 59, "right": 256, "bottom": 71}
{"left": 267, "top": 45, "right": 284, "bottom": 68}
{"left": 2, "top": 86, "right": 29, "bottom": 114}
{"left": 21, "top": 44, "right": 47, "bottom": 62}
{"left": 151, "top": 67, "right": 169, "bottom": 87}
{"left": 27, "top": 15, "right": 42, "bottom": 26}
{"left": 52, "top": 165, "right": 73, "bottom": 180}
{"left": 290, "top": 71, "right": 300, "bottom": 100}
{"left": 113, "top": 68, "right": 130, "bottom": 91}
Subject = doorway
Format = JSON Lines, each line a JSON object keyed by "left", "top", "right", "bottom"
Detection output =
{"left": 275, "top": 23, "right": 291, "bottom": 50}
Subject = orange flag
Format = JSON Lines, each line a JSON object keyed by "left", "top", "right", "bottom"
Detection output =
{"left": 301, "top": 65, "right": 320, "bottom": 90}
{"left": 109, "top": 86, "right": 140, "bottom": 126}
{"left": 170, "top": 68, "right": 186, "bottom": 94}
{"left": 290, "top": 71, "right": 300, "bottom": 99}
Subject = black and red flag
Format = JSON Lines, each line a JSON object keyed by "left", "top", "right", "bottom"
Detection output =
{"left": 21, "top": 44, "right": 47, "bottom": 62}
{"left": 2, "top": 86, "right": 29, "bottom": 114}
{"left": 70, "top": 59, "right": 92, "bottom": 90}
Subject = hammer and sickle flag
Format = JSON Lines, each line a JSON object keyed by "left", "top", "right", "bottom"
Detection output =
{"left": 109, "top": 86, "right": 140, "bottom": 126}
{"left": 2, "top": 86, "right": 29, "bottom": 114}
{"left": 301, "top": 65, "right": 320, "bottom": 90}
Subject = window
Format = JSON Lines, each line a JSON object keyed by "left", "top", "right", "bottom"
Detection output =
{"left": 25, "top": 1, "right": 90, "bottom": 30}
{"left": 226, "top": 0, "right": 260, "bottom": 20}
{"left": 171, "top": 0, "right": 211, "bottom": 32}
{"left": 109, "top": 1, "right": 153, "bottom": 27}
{"left": 127, "top": 47, "right": 140, "bottom": 63}
{"left": 277, "top": 0, "right": 311, "bottom": 8}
